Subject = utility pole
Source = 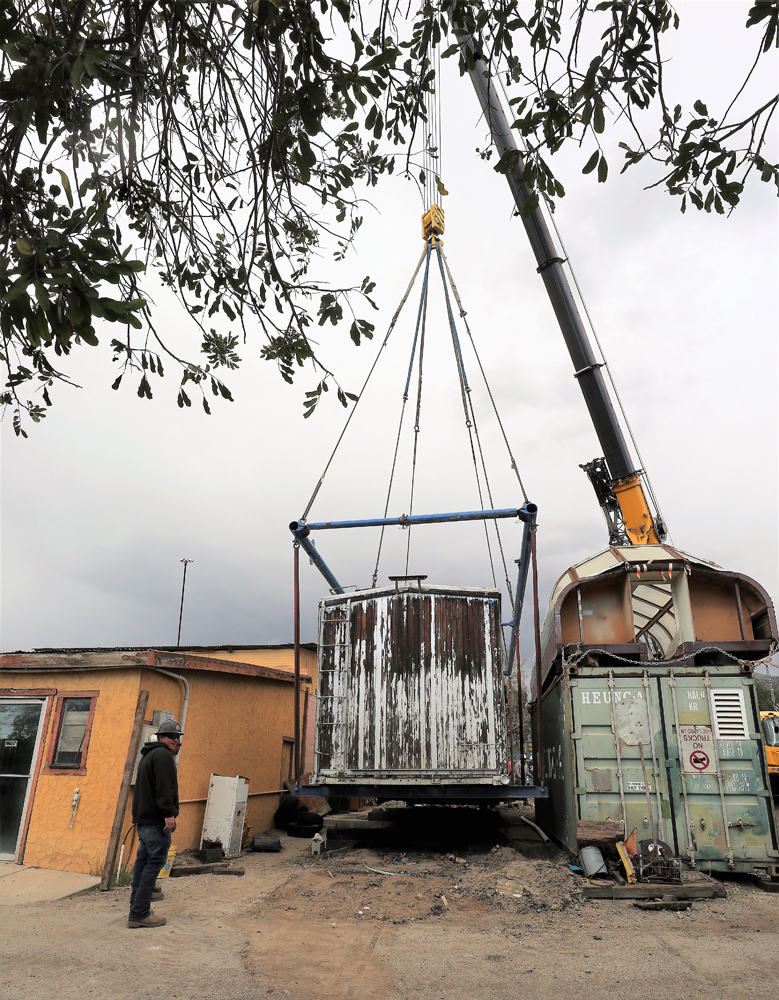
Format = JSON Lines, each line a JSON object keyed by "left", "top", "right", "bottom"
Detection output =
{"left": 177, "top": 558, "right": 194, "bottom": 647}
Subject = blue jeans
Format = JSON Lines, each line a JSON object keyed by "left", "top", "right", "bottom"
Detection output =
{"left": 129, "top": 824, "right": 171, "bottom": 920}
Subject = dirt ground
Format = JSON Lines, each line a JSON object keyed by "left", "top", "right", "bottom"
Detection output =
{"left": 3, "top": 804, "right": 779, "bottom": 1000}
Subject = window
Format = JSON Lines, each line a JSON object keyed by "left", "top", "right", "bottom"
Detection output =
{"left": 45, "top": 693, "right": 98, "bottom": 774}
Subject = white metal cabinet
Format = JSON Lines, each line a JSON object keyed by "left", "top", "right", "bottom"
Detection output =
{"left": 200, "top": 774, "right": 249, "bottom": 858}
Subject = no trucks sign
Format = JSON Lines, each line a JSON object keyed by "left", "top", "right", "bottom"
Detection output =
{"left": 678, "top": 725, "right": 717, "bottom": 774}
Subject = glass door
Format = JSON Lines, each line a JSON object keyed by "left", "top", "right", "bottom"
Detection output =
{"left": 0, "top": 700, "right": 45, "bottom": 861}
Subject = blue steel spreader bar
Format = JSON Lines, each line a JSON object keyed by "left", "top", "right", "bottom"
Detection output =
{"left": 504, "top": 502, "right": 537, "bottom": 677}
{"left": 290, "top": 506, "right": 530, "bottom": 533}
{"left": 289, "top": 524, "right": 346, "bottom": 594}
{"left": 289, "top": 505, "right": 534, "bottom": 596}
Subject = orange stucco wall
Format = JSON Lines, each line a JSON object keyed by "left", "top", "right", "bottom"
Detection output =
{"left": 2, "top": 657, "right": 312, "bottom": 875}
{"left": 2, "top": 668, "right": 153, "bottom": 874}
{"left": 185, "top": 647, "right": 318, "bottom": 687}
{"left": 141, "top": 666, "right": 313, "bottom": 858}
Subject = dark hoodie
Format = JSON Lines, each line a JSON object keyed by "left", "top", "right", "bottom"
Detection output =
{"left": 132, "top": 741, "right": 179, "bottom": 827}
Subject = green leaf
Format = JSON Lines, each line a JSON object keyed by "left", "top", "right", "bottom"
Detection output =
{"left": 360, "top": 49, "right": 396, "bottom": 72}
{"left": 597, "top": 155, "right": 608, "bottom": 183}
{"left": 593, "top": 104, "right": 605, "bottom": 134}
{"left": 582, "top": 150, "right": 600, "bottom": 175}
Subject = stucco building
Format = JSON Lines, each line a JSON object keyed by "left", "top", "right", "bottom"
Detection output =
{"left": 0, "top": 645, "right": 317, "bottom": 876}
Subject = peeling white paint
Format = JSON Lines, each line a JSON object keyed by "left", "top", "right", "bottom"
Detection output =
{"left": 314, "top": 584, "right": 508, "bottom": 785}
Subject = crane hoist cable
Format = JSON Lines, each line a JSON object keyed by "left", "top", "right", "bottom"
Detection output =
{"left": 371, "top": 242, "right": 433, "bottom": 588}
{"left": 403, "top": 246, "right": 429, "bottom": 576}
{"left": 440, "top": 248, "right": 530, "bottom": 505}
{"left": 300, "top": 44, "right": 532, "bottom": 611}
{"left": 298, "top": 221, "right": 531, "bottom": 614}
{"left": 299, "top": 244, "right": 429, "bottom": 523}
{"left": 368, "top": 232, "right": 524, "bottom": 611}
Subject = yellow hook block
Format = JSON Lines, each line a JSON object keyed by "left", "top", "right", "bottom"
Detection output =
{"left": 422, "top": 203, "right": 445, "bottom": 239}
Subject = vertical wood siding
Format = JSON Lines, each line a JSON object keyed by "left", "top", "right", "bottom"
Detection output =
{"left": 315, "top": 589, "right": 507, "bottom": 784}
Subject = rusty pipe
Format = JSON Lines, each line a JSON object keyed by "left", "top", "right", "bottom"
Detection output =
{"left": 293, "top": 541, "right": 301, "bottom": 782}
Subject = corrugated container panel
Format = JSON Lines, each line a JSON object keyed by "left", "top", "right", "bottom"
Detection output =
{"left": 313, "top": 585, "right": 507, "bottom": 785}
{"left": 534, "top": 665, "right": 779, "bottom": 874}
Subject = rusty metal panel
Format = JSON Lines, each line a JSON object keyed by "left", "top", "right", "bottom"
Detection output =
{"left": 313, "top": 584, "right": 507, "bottom": 786}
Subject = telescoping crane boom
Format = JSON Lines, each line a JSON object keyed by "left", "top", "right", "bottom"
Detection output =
{"left": 461, "top": 39, "right": 665, "bottom": 547}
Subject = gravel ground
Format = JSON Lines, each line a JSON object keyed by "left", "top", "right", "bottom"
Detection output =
{"left": 2, "top": 805, "right": 778, "bottom": 1000}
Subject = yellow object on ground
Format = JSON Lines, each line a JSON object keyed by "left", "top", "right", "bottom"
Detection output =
{"left": 615, "top": 840, "right": 637, "bottom": 883}
{"left": 158, "top": 845, "right": 176, "bottom": 878}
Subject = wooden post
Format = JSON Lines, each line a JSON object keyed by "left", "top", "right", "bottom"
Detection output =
{"left": 100, "top": 689, "right": 149, "bottom": 890}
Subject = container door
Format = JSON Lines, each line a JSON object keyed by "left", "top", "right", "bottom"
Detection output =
{"left": 661, "top": 674, "right": 779, "bottom": 866}
{"left": 572, "top": 676, "right": 672, "bottom": 845}
{"left": 0, "top": 699, "right": 46, "bottom": 861}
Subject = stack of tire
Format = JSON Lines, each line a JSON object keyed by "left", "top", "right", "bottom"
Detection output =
{"left": 274, "top": 793, "right": 325, "bottom": 838}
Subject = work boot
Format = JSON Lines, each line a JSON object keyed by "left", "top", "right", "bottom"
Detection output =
{"left": 152, "top": 888, "right": 164, "bottom": 901}
{"left": 127, "top": 913, "right": 167, "bottom": 929}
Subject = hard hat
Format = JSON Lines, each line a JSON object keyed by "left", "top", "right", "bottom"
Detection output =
{"left": 157, "top": 719, "right": 183, "bottom": 737}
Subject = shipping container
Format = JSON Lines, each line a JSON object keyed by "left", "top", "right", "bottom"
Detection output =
{"left": 532, "top": 544, "right": 779, "bottom": 875}
{"left": 308, "top": 581, "right": 519, "bottom": 797}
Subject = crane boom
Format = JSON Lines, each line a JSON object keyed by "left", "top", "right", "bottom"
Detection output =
{"left": 461, "top": 40, "right": 664, "bottom": 545}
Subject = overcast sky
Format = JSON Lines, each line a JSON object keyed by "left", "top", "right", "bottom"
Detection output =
{"left": 2, "top": 3, "right": 777, "bottom": 681}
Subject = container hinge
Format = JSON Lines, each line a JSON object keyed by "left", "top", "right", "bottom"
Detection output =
{"left": 572, "top": 731, "right": 583, "bottom": 740}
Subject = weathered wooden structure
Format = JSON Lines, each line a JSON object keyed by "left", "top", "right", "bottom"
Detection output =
{"left": 306, "top": 581, "right": 543, "bottom": 801}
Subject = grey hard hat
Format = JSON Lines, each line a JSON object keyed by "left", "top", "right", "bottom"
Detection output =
{"left": 157, "top": 719, "right": 183, "bottom": 737}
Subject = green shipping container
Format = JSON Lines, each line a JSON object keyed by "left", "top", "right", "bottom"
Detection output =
{"left": 532, "top": 544, "right": 779, "bottom": 876}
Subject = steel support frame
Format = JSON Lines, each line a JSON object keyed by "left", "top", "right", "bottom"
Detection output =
{"left": 293, "top": 783, "right": 548, "bottom": 801}
{"left": 290, "top": 504, "right": 535, "bottom": 594}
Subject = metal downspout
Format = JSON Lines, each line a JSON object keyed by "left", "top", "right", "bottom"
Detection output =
{"left": 149, "top": 666, "right": 190, "bottom": 767}
{"left": 669, "top": 671, "right": 697, "bottom": 866}
{"left": 704, "top": 670, "right": 736, "bottom": 869}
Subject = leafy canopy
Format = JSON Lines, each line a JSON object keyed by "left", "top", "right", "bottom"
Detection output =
{"left": 1, "top": 1, "right": 776, "bottom": 435}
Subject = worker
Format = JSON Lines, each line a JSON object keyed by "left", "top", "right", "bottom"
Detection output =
{"left": 127, "top": 718, "right": 182, "bottom": 928}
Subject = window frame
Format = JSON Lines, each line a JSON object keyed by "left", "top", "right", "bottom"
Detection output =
{"left": 43, "top": 691, "right": 99, "bottom": 776}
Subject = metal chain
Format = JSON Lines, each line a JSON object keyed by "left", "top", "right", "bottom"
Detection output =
{"left": 561, "top": 640, "right": 779, "bottom": 673}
